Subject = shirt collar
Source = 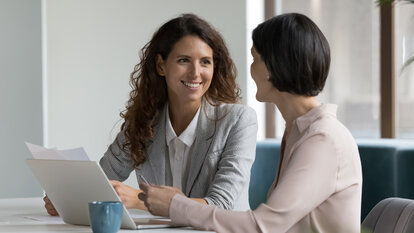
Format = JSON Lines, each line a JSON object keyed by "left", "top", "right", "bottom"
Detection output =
{"left": 166, "top": 104, "right": 201, "bottom": 147}
{"left": 294, "top": 103, "right": 337, "bottom": 133}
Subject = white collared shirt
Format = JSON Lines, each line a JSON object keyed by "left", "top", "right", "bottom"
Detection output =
{"left": 165, "top": 105, "right": 200, "bottom": 191}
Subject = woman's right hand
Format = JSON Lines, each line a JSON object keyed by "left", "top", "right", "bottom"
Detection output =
{"left": 43, "top": 195, "right": 59, "bottom": 216}
{"left": 109, "top": 180, "right": 147, "bottom": 210}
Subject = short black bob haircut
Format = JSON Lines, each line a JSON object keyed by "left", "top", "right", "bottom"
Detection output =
{"left": 252, "top": 13, "right": 330, "bottom": 96}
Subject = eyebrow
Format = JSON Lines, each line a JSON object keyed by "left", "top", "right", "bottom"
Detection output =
{"left": 175, "top": 55, "right": 213, "bottom": 60}
{"left": 176, "top": 55, "right": 191, "bottom": 58}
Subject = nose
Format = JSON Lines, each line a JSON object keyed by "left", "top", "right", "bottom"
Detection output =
{"left": 190, "top": 62, "right": 201, "bottom": 77}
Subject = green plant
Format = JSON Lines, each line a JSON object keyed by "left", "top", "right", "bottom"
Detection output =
{"left": 377, "top": 0, "right": 414, "bottom": 73}
{"left": 376, "top": 0, "right": 414, "bottom": 6}
{"left": 402, "top": 56, "right": 414, "bottom": 71}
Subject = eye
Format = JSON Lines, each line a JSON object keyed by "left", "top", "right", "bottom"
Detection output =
{"left": 177, "top": 58, "right": 189, "bottom": 63}
{"left": 201, "top": 59, "right": 212, "bottom": 65}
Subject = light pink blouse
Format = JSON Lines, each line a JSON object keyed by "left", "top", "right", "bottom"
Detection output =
{"left": 170, "top": 104, "right": 362, "bottom": 233}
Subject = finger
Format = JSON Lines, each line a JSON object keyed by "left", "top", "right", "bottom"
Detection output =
{"left": 45, "top": 202, "right": 55, "bottom": 210}
{"left": 113, "top": 186, "right": 122, "bottom": 195}
{"left": 48, "top": 209, "right": 59, "bottom": 216}
{"left": 163, "top": 185, "right": 179, "bottom": 191}
{"left": 109, "top": 180, "right": 121, "bottom": 187}
{"left": 144, "top": 201, "right": 150, "bottom": 210}
{"left": 45, "top": 205, "right": 58, "bottom": 216}
{"left": 43, "top": 195, "right": 51, "bottom": 203}
{"left": 137, "top": 192, "right": 146, "bottom": 201}
{"left": 46, "top": 205, "right": 55, "bottom": 212}
{"left": 139, "top": 183, "right": 150, "bottom": 192}
{"left": 139, "top": 194, "right": 150, "bottom": 210}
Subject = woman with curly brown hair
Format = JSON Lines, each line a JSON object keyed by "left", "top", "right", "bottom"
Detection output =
{"left": 43, "top": 13, "right": 257, "bottom": 215}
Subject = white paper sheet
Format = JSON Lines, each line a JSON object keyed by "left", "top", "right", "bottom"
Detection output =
{"left": 0, "top": 214, "right": 65, "bottom": 225}
{"left": 23, "top": 215, "right": 65, "bottom": 224}
{"left": 25, "top": 142, "right": 90, "bottom": 161}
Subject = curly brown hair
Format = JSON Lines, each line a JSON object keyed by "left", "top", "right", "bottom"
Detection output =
{"left": 121, "top": 14, "right": 241, "bottom": 167}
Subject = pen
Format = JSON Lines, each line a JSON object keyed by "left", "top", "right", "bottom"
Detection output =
{"left": 138, "top": 174, "right": 150, "bottom": 185}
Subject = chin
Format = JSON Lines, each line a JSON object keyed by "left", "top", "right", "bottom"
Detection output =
{"left": 255, "top": 94, "right": 265, "bottom": 102}
{"left": 186, "top": 94, "right": 204, "bottom": 103}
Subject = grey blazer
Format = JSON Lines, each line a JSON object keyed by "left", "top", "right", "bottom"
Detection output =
{"left": 99, "top": 100, "right": 257, "bottom": 210}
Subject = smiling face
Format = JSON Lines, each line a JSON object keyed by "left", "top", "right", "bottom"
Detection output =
{"left": 156, "top": 35, "right": 214, "bottom": 108}
{"left": 250, "top": 46, "right": 275, "bottom": 102}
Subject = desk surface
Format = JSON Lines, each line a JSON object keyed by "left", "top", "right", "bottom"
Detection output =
{"left": 0, "top": 197, "right": 213, "bottom": 233}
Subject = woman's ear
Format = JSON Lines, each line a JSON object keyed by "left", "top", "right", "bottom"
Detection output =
{"left": 156, "top": 54, "right": 165, "bottom": 76}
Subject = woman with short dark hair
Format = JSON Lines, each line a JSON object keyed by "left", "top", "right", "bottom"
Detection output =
{"left": 139, "top": 13, "right": 362, "bottom": 233}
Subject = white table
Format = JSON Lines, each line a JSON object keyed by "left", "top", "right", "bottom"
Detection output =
{"left": 0, "top": 197, "right": 213, "bottom": 233}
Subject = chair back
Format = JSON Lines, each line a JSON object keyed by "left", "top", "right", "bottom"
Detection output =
{"left": 249, "top": 140, "right": 280, "bottom": 210}
{"left": 361, "top": 197, "right": 414, "bottom": 233}
{"left": 358, "top": 144, "right": 397, "bottom": 220}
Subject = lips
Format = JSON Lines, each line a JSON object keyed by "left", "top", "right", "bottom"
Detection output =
{"left": 181, "top": 81, "right": 202, "bottom": 88}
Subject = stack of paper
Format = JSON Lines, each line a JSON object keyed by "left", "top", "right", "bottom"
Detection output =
{"left": 25, "top": 142, "right": 90, "bottom": 161}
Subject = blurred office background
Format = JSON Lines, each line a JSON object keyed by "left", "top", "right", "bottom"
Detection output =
{"left": 1, "top": 0, "right": 413, "bottom": 198}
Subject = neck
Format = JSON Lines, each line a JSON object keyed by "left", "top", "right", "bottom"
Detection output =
{"left": 269, "top": 92, "right": 320, "bottom": 132}
{"left": 168, "top": 99, "right": 201, "bottom": 136}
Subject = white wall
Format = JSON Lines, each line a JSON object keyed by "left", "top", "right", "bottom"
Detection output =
{"left": 45, "top": 0, "right": 248, "bottom": 187}
{"left": 0, "top": 0, "right": 43, "bottom": 198}
{"left": 246, "top": 0, "right": 265, "bottom": 140}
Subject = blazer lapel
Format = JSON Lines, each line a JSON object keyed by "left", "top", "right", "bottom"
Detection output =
{"left": 145, "top": 105, "right": 168, "bottom": 185}
{"left": 184, "top": 100, "right": 216, "bottom": 195}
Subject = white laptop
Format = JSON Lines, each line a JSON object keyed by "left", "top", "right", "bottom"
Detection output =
{"left": 26, "top": 159, "right": 176, "bottom": 229}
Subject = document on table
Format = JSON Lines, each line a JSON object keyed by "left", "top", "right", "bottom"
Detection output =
{"left": 23, "top": 214, "right": 65, "bottom": 224}
{"left": 21, "top": 210, "right": 163, "bottom": 225}
{"left": 0, "top": 214, "right": 64, "bottom": 225}
{"left": 25, "top": 142, "right": 90, "bottom": 161}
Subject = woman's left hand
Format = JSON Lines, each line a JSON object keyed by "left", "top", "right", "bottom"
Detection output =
{"left": 138, "top": 183, "right": 184, "bottom": 217}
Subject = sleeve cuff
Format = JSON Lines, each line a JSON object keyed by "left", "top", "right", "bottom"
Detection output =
{"left": 169, "top": 194, "right": 192, "bottom": 225}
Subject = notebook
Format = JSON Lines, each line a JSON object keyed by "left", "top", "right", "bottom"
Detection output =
{"left": 26, "top": 159, "right": 176, "bottom": 229}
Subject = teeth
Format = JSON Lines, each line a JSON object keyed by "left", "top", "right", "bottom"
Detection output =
{"left": 182, "top": 81, "right": 201, "bottom": 88}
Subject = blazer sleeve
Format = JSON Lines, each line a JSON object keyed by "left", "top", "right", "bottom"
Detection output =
{"left": 99, "top": 131, "right": 135, "bottom": 181}
{"left": 170, "top": 133, "right": 339, "bottom": 233}
{"left": 203, "top": 106, "right": 258, "bottom": 209}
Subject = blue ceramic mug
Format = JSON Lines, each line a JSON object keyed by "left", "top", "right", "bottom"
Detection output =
{"left": 88, "top": 201, "right": 123, "bottom": 233}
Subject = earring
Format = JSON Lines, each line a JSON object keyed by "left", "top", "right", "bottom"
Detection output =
{"left": 267, "top": 75, "right": 270, "bottom": 80}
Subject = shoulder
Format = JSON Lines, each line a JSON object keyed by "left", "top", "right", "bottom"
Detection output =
{"left": 300, "top": 112, "right": 359, "bottom": 163}
{"left": 214, "top": 103, "right": 257, "bottom": 123}
{"left": 308, "top": 114, "right": 354, "bottom": 144}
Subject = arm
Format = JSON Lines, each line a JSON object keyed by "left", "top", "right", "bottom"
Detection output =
{"left": 171, "top": 195, "right": 260, "bottom": 233}
{"left": 100, "top": 132, "right": 146, "bottom": 209}
{"left": 99, "top": 131, "right": 136, "bottom": 181}
{"left": 203, "top": 107, "right": 258, "bottom": 209}
{"left": 139, "top": 183, "right": 260, "bottom": 233}
{"left": 169, "top": 133, "right": 339, "bottom": 233}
